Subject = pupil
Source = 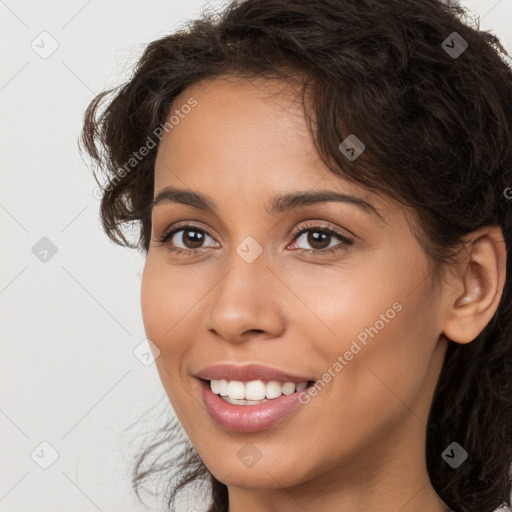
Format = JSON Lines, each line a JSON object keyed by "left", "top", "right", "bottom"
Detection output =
{"left": 184, "top": 229, "right": 204, "bottom": 248}
{"left": 308, "top": 231, "right": 329, "bottom": 249}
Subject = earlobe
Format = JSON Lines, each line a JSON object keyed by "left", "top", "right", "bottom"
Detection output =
{"left": 442, "top": 226, "right": 506, "bottom": 344}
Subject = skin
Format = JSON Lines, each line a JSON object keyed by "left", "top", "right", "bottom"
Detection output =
{"left": 140, "top": 75, "right": 506, "bottom": 512}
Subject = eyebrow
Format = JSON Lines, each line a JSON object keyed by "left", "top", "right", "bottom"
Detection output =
{"left": 151, "top": 185, "right": 384, "bottom": 220}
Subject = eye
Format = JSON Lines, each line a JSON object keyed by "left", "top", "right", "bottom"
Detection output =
{"left": 155, "top": 223, "right": 219, "bottom": 255}
{"left": 155, "top": 221, "right": 353, "bottom": 257}
{"left": 289, "top": 223, "right": 353, "bottom": 255}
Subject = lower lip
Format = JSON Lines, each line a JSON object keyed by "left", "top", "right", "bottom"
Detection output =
{"left": 198, "top": 379, "right": 309, "bottom": 432}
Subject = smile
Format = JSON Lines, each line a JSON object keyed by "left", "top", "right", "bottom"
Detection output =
{"left": 199, "top": 378, "right": 315, "bottom": 432}
{"left": 210, "top": 378, "right": 310, "bottom": 404}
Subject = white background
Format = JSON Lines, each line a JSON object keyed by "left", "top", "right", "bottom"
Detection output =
{"left": 1, "top": 1, "right": 511, "bottom": 511}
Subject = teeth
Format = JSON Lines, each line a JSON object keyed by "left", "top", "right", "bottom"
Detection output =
{"left": 265, "top": 381, "right": 282, "bottom": 399}
{"left": 227, "top": 380, "right": 245, "bottom": 399}
{"left": 295, "top": 381, "right": 308, "bottom": 392}
{"left": 218, "top": 379, "right": 229, "bottom": 396}
{"left": 210, "top": 379, "right": 220, "bottom": 394}
{"left": 246, "top": 380, "right": 266, "bottom": 400}
{"left": 209, "top": 379, "right": 309, "bottom": 402}
{"left": 282, "top": 382, "right": 297, "bottom": 395}
{"left": 221, "top": 396, "right": 269, "bottom": 405}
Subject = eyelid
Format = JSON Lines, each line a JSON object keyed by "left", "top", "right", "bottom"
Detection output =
{"left": 287, "top": 221, "right": 353, "bottom": 254}
{"left": 155, "top": 219, "right": 354, "bottom": 255}
{"left": 155, "top": 221, "right": 218, "bottom": 246}
{"left": 290, "top": 220, "right": 353, "bottom": 242}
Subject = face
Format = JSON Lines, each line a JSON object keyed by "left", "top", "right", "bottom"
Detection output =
{"left": 141, "top": 76, "right": 449, "bottom": 492}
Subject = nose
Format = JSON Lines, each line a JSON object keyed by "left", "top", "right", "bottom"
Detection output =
{"left": 205, "top": 246, "right": 286, "bottom": 344}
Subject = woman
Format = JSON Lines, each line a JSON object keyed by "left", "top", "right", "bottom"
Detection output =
{"left": 80, "top": 0, "right": 512, "bottom": 511}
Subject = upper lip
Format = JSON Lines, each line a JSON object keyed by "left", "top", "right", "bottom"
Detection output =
{"left": 195, "top": 363, "right": 314, "bottom": 383}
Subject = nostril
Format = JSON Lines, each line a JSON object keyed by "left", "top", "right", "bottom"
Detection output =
{"left": 243, "top": 329, "right": 265, "bottom": 336}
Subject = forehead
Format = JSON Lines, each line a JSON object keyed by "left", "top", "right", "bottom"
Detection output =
{"left": 152, "top": 76, "right": 399, "bottom": 225}
{"left": 155, "top": 76, "right": 333, "bottom": 188}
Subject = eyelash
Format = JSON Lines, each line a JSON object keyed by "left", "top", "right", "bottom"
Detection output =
{"left": 155, "top": 221, "right": 353, "bottom": 257}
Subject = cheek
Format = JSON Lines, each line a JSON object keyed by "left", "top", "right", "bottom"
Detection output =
{"left": 309, "top": 250, "right": 439, "bottom": 412}
{"left": 140, "top": 260, "right": 165, "bottom": 342}
{"left": 140, "top": 257, "right": 195, "bottom": 344}
{"left": 326, "top": 279, "right": 439, "bottom": 430}
{"left": 140, "top": 258, "right": 191, "bottom": 378}
{"left": 140, "top": 257, "right": 210, "bottom": 394}
{"left": 140, "top": 259, "right": 197, "bottom": 413}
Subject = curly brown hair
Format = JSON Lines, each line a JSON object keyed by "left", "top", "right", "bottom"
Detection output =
{"left": 80, "top": 0, "right": 512, "bottom": 511}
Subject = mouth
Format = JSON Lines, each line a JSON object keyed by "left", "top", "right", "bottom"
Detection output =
{"left": 201, "top": 378, "right": 316, "bottom": 405}
{"left": 198, "top": 378, "right": 316, "bottom": 432}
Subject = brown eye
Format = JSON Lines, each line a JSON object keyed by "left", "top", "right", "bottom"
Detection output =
{"left": 305, "top": 231, "right": 331, "bottom": 250}
{"left": 156, "top": 223, "right": 219, "bottom": 253}
{"left": 174, "top": 228, "right": 205, "bottom": 249}
{"left": 290, "top": 224, "right": 353, "bottom": 255}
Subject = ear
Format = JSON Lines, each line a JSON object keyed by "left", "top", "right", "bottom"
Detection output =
{"left": 442, "top": 226, "right": 507, "bottom": 344}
